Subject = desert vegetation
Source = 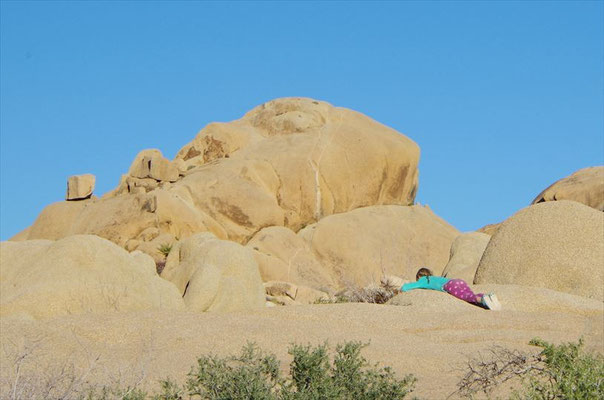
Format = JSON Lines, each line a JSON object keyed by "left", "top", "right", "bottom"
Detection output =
{"left": 3, "top": 338, "right": 602, "bottom": 399}
{"left": 453, "top": 338, "right": 604, "bottom": 399}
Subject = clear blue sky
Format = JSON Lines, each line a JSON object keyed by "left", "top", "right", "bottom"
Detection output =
{"left": 1, "top": 1, "right": 603, "bottom": 240}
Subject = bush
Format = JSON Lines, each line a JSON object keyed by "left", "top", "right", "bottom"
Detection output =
{"left": 454, "top": 338, "right": 604, "bottom": 400}
{"left": 153, "top": 341, "right": 415, "bottom": 400}
{"left": 157, "top": 243, "right": 173, "bottom": 258}
{"left": 517, "top": 338, "right": 604, "bottom": 400}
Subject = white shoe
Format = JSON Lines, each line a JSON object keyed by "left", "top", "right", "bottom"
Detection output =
{"left": 487, "top": 293, "right": 502, "bottom": 311}
{"left": 482, "top": 295, "right": 495, "bottom": 310}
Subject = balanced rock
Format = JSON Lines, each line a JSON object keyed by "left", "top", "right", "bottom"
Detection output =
{"left": 66, "top": 174, "right": 95, "bottom": 200}
{"left": 297, "top": 205, "right": 459, "bottom": 288}
{"left": 0, "top": 235, "right": 184, "bottom": 319}
{"left": 532, "top": 166, "right": 604, "bottom": 211}
{"left": 128, "top": 149, "right": 179, "bottom": 183}
{"left": 16, "top": 98, "right": 420, "bottom": 253}
{"left": 160, "top": 233, "right": 265, "bottom": 312}
{"left": 441, "top": 232, "right": 490, "bottom": 283}
{"left": 474, "top": 201, "right": 604, "bottom": 300}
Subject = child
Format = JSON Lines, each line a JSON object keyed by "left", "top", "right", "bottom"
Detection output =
{"left": 400, "top": 267, "right": 501, "bottom": 310}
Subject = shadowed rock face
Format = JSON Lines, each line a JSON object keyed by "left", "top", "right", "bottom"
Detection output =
{"left": 532, "top": 166, "right": 604, "bottom": 211}
{"left": 15, "top": 98, "right": 420, "bottom": 254}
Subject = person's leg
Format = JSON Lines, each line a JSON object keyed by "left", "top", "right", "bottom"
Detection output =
{"left": 443, "top": 279, "right": 482, "bottom": 304}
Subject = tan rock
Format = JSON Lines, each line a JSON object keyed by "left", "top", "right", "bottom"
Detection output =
{"left": 20, "top": 201, "right": 88, "bottom": 240}
{"left": 66, "top": 174, "right": 95, "bottom": 200}
{"left": 532, "top": 166, "right": 604, "bottom": 211}
{"left": 476, "top": 222, "right": 501, "bottom": 236}
{"left": 264, "top": 281, "right": 298, "bottom": 299}
{"left": 298, "top": 205, "right": 459, "bottom": 288}
{"left": 247, "top": 226, "right": 336, "bottom": 290}
{"left": 294, "top": 285, "right": 330, "bottom": 304}
{"left": 0, "top": 235, "right": 184, "bottom": 319}
{"left": 265, "top": 294, "right": 298, "bottom": 306}
{"left": 160, "top": 233, "right": 265, "bottom": 312}
{"left": 128, "top": 149, "right": 179, "bottom": 182}
{"left": 262, "top": 281, "right": 329, "bottom": 304}
{"left": 20, "top": 98, "right": 420, "bottom": 248}
{"left": 441, "top": 232, "right": 490, "bottom": 283}
{"left": 474, "top": 201, "right": 604, "bottom": 300}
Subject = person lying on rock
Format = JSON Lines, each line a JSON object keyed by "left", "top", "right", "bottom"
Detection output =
{"left": 384, "top": 268, "right": 501, "bottom": 310}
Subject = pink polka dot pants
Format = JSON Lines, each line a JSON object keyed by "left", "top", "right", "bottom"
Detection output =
{"left": 443, "top": 279, "right": 483, "bottom": 304}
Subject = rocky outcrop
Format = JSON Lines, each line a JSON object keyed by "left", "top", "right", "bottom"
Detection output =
{"left": 247, "top": 226, "right": 335, "bottom": 291}
{"left": 160, "top": 233, "right": 265, "bottom": 312}
{"left": 0, "top": 235, "right": 184, "bottom": 319}
{"left": 297, "top": 205, "right": 459, "bottom": 287}
{"left": 66, "top": 174, "right": 95, "bottom": 200}
{"left": 532, "top": 166, "right": 604, "bottom": 211}
{"left": 15, "top": 98, "right": 420, "bottom": 256}
{"left": 441, "top": 232, "right": 490, "bottom": 283}
{"left": 474, "top": 201, "right": 604, "bottom": 300}
{"left": 264, "top": 281, "right": 329, "bottom": 305}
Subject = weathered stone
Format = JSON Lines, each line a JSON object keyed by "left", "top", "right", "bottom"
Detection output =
{"left": 0, "top": 235, "right": 184, "bottom": 319}
{"left": 128, "top": 149, "right": 179, "bottom": 182}
{"left": 474, "top": 201, "right": 604, "bottom": 300}
{"left": 532, "top": 166, "right": 604, "bottom": 211}
{"left": 19, "top": 98, "right": 420, "bottom": 248}
{"left": 66, "top": 174, "right": 95, "bottom": 200}
{"left": 297, "top": 205, "right": 459, "bottom": 288}
{"left": 248, "top": 226, "right": 335, "bottom": 290}
{"left": 264, "top": 281, "right": 298, "bottom": 299}
{"left": 160, "top": 233, "right": 265, "bottom": 312}
{"left": 441, "top": 232, "right": 491, "bottom": 283}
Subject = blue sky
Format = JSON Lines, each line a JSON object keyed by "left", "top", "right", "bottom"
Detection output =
{"left": 1, "top": 1, "right": 603, "bottom": 240}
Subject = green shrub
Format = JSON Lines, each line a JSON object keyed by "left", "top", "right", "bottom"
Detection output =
{"left": 454, "top": 338, "right": 604, "bottom": 399}
{"left": 185, "top": 342, "right": 281, "bottom": 400}
{"left": 152, "top": 341, "right": 415, "bottom": 400}
{"left": 157, "top": 243, "right": 173, "bottom": 258}
{"left": 516, "top": 338, "right": 604, "bottom": 400}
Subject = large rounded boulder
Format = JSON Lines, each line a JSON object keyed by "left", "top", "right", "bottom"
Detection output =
{"left": 297, "top": 205, "right": 459, "bottom": 288}
{"left": 0, "top": 235, "right": 184, "bottom": 319}
{"left": 160, "top": 233, "right": 265, "bottom": 312}
{"left": 441, "top": 232, "right": 490, "bottom": 283}
{"left": 474, "top": 201, "right": 604, "bottom": 300}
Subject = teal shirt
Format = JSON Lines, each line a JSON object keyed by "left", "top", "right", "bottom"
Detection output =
{"left": 401, "top": 276, "right": 450, "bottom": 292}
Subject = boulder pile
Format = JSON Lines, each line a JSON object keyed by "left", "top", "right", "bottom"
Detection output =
{"left": 1, "top": 97, "right": 602, "bottom": 399}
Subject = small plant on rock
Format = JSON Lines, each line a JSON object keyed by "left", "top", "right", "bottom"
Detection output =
{"left": 157, "top": 243, "right": 173, "bottom": 258}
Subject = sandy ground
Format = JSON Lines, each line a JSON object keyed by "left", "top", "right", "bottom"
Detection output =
{"left": 1, "top": 288, "right": 602, "bottom": 399}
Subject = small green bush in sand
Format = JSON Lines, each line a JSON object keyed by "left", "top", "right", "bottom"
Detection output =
{"left": 151, "top": 341, "right": 416, "bottom": 400}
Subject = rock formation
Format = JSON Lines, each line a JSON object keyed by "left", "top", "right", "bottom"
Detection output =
{"left": 15, "top": 98, "right": 420, "bottom": 253}
{"left": 532, "top": 166, "right": 604, "bottom": 211}
{"left": 474, "top": 201, "right": 604, "bottom": 300}
{"left": 441, "top": 232, "right": 490, "bottom": 283}
{"left": 0, "top": 235, "right": 184, "bottom": 319}
{"left": 297, "top": 205, "right": 459, "bottom": 286}
{"left": 66, "top": 174, "right": 95, "bottom": 200}
{"left": 160, "top": 233, "right": 265, "bottom": 312}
